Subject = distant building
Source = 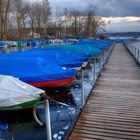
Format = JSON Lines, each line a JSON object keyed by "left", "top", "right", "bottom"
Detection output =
{"left": 8, "top": 27, "right": 64, "bottom": 40}
{"left": 29, "top": 31, "right": 40, "bottom": 38}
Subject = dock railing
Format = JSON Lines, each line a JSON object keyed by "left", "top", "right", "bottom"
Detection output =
{"left": 64, "top": 42, "right": 115, "bottom": 140}
{"left": 124, "top": 42, "right": 140, "bottom": 65}
{"left": 80, "top": 41, "right": 115, "bottom": 107}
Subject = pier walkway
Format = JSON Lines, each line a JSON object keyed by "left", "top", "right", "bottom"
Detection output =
{"left": 68, "top": 43, "right": 140, "bottom": 140}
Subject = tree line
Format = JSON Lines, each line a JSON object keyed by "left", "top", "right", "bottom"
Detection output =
{"left": 0, "top": 0, "right": 104, "bottom": 40}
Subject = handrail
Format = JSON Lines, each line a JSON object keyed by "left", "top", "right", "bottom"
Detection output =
{"left": 124, "top": 42, "right": 140, "bottom": 64}
{"left": 64, "top": 42, "right": 115, "bottom": 140}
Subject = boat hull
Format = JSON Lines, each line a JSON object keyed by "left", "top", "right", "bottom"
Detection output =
{"left": 28, "top": 77, "right": 74, "bottom": 87}
{"left": 0, "top": 98, "right": 40, "bottom": 111}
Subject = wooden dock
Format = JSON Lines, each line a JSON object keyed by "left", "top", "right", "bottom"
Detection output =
{"left": 68, "top": 43, "right": 140, "bottom": 140}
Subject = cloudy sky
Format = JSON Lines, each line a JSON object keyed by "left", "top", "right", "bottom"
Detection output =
{"left": 32, "top": 0, "right": 140, "bottom": 32}
{"left": 49, "top": 0, "right": 140, "bottom": 17}
{"left": 47, "top": 0, "right": 140, "bottom": 32}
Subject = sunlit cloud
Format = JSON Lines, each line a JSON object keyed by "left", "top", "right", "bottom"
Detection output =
{"left": 103, "top": 17, "right": 140, "bottom": 32}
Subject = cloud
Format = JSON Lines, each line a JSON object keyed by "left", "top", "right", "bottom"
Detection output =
{"left": 103, "top": 17, "right": 140, "bottom": 32}
{"left": 49, "top": 0, "right": 140, "bottom": 17}
{"left": 47, "top": 0, "right": 140, "bottom": 32}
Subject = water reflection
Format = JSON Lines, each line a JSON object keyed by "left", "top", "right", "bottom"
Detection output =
{"left": 0, "top": 45, "right": 36, "bottom": 54}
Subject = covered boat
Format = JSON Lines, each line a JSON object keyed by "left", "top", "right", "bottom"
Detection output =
{"left": 0, "top": 57, "right": 76, "bottom": 87}
{"left": 0, "top": 75, "right": 44, "bottom": 110}
{"left": 42, "top": 43, "right": 101, "bottom": 56}
{"left": 0, "top": 42, "right": 8, "bottom": 47}
{"left": 0, "top": 42, "right": 9, "bottom": 54}
{"left": 26, "top": 48, "right": 90, "bottom": 61}
{"left": 5, "top": 50, "right": 87, "bottom": 68}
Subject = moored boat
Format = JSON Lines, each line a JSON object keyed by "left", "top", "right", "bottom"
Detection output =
{"left": 4, "top": 51, "right": 85, "bottom": 68}
{"left": 0, "top": 75, "right": 45, "bottom": 111}
{"left": 0, "top": 57, "right": 76, "bottom": 87}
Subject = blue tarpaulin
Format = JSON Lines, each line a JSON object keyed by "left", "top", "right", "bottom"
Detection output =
{"left": 0, "top": 120, "right": 8, "bottom": 138}
{"left": 0, "top": 57, "right": 76, "bottom": 83}
{"left": 1, "top": 49, "right": 89, "bottom": 68}
{"left": 0, "top": 39, "right": 113, "bottom": 86}
{"left": 0, "top": 42, "right": 8, "bottom": 47}
{"left": 2, "top": 52, "right": 84, "bottom": 68}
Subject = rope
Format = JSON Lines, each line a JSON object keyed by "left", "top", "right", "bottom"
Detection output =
{"left": 33, "top": 93, "right": 72, "bottom": 126}
{"left": 41, "top": 94, "right": 70, "bottom": 107}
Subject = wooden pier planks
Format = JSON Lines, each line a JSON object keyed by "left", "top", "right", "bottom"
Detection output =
{"left": 68, "top": 43, "right": 140, "bottom": 140}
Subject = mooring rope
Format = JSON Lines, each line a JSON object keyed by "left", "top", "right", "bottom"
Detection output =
{"left": 33, "top": 93, "right": 72, "bottom": 126}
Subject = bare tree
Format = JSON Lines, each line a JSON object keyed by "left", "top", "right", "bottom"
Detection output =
{"left": 63, "top": 8, "right": 69, "bottom": 35}
{"left": 34, "top": 3, "right": 43, "bottom": 31}
{"left": 28, "top": 3, "right": 36, "bottom": 38}
{"left": 84, "top": 6, "right": 105, "bottom": 38}
{"left": 55, "top": 15, "right": 65, "bottom": 38}
{"left": 70, "top": 10, "right": 80, "bottom": 36}
{"left": 12, "top": 0, "right": 30, "bottom": 39}
{"left": 92, "top": 16, "right": 105, "bottom": 38}
{"left": 0, "top": 0, "right": 3, "bottom": 39}
{"left": 3, "top": 0, "right": 10, "bottom": 40}
{"left": 67, "top": 10, "right": 86, "bottom": 36}
{"left": 42, "top": 0, "right": 51, "bottom": 36}
{"left": 0, "top": 0, "right": 11, "bottom": 40}
{"left": 52, "top": 4, "right": 65, "bottom": 38}
{"left": 84, "top": 6, "right": 95, "bottom": 37}
{"left": 0, "top": 0, "right": 105, "bottom": 40}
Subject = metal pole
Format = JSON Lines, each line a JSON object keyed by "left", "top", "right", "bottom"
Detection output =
{"left": 104, "top": 50, "right": 106, "bottom": 62}
{"left": 101, "top": 53, "right": 103, "bottom": 69}
{"left": 134, "top": 48, "right": 136, "bottom": 58}
{"left": 81, "top": 68, "right": 85, "bottom": 107}
{"left": 94, "top": 59, "right": 96, "bottom": 82}
{"left": 138, "top": 50, "right": 140, "bottom": 64}
{"left": 99, "top": 56, "right": 101, "bottom": 72}
{"left": 103, "top": 50, "right": 105, "bottom": 64}
{"left": 44, "top": 99, "right": 52, "bottom": 140}
{"left": 133, "top": 47, "right": 135, "bottom": 56}
{"left": 130, "top": 46, "right": 132, "bottom": 53}
{"left": 131, "top": 46, "right": 133, "bottom": 55}
{"left": 131, "top": 46, "right": 133, "bottom": 54}
{"left": 105, "top": 48, "right": 107, "bottom": 62}
{"left": 105, "top": 49, "right": 107, "bottom": 61}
